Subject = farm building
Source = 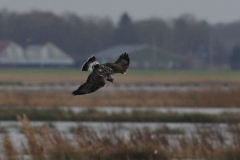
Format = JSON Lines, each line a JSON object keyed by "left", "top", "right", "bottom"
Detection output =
{"left": 0, "top": 41, "right": 74, "bottom": 67}
{"left": 90, "top": 44, "right": 186, "bottom": 69}
{"left": 25, "top": 42, "right": 74, "bottom": 66}
{"left": 0, "top": 41, "right": 25, "bottom": 65}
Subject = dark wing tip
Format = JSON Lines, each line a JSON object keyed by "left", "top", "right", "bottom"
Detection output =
{"left": 114, "top": 52, "right": 130, "bottom": 66}
{"left": 72, "top": 90, "right": 77, "bottom": 96}
{"left": 72, "top": 87, "right": 85, "bottom": 96}
{"left": 122, "top": 52, "right": 130, "bottom": 64}
{"left": 72, "top": 90, "right": 86, "bottom": 96}
{"left": 81, "top": 64, "right": 88, "bottom": 71}
{"left": 90, "top": 56, "right": 96, "bottom": 61}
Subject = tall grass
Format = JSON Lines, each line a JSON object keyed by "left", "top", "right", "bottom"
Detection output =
{"left": 3, "top": 134, "right": 18, "bottom": 159}
{"left": 17, "top": 114, "right": 44, "bottom": 159}
{"left": 3, "top": 115, "right": 240, "bottom": 160}
{"left": 1, "top": 88, "right": 240, "bottom": 107}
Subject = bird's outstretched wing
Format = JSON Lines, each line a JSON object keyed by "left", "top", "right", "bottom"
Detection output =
{"left": 104, "top": 52, "right": 130, "bottom": 74}
{"left": 72, "top": 72, "right": 106, "bottom": 95}
{"left": 115, "top": 52, "right": 130, "bottom": 67}
{"left": 82, "top": 56, "right": 100, "bottom": 71}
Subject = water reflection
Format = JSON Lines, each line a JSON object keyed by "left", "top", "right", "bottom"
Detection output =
{"left": 61, "top": 106, "right": 240, "bottom": 114}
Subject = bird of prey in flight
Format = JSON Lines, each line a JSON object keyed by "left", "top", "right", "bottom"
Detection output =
{"left": 72, "top": 52, "right": 130, "bottom": 95}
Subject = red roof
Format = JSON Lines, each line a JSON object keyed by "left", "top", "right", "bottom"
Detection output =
{"left": 0, "top": 41, "right": 11, "bottom": 54}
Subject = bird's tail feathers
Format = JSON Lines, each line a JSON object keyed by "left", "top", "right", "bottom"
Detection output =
{"left": 82, "top": 56, "right": 100, "bottom": 71}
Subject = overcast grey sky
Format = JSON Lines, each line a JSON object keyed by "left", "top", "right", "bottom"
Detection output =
{"left": 1, "top": 0, "right": 240, "bottom": 24}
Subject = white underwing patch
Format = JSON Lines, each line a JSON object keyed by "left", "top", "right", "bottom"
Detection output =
{"left": 89, "top": 61, "right": 100, "bottom": 71}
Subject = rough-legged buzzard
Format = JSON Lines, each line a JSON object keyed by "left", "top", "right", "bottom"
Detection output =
{"left": 72, "top": 52, "right": 130, "bottom": 95}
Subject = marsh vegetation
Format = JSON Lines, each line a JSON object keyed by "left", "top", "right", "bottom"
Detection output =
{"left": 1, "top": 115, "right": 240, "bottom": 160}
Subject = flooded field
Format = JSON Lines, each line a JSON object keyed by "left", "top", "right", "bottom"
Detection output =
{"left": 0, "top": 117, "right": 240, "bottom": 160}
{"left": 61, "top": 106, "right": 240, "bottom": 114}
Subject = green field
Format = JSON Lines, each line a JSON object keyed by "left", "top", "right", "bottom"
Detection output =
{"left": 128, "top": 70, "right": 240, "bottom": 77}
{"left": 0, "top": 68, "right": 240, "bottom": 77}
{"left": 0, "top": 68, "right": 84, "bottom": 75}
{"left": 1, "top": 68, "right": 240, "bottom": 86}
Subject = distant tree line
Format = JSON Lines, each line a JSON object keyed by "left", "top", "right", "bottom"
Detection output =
{"left": 230, "top": 44, "right": 240, "bottom": 70}
{"left": 0, "top": 9, "right": 240, "bottom": 69}
{"left": 0, "top": 9, "right": 114, "bottom": 60}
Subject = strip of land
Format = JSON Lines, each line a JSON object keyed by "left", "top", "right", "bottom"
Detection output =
{"left": 1, "top": 69, "right": 240, "bottom": 85}
{"left": 1, "top": 89, "right": 240, "bottom": 107}
{"left": 0, "top": 107, "right": 238, "bottom": 122}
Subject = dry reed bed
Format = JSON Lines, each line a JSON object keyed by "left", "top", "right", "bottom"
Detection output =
{"left": 2, "top": 114, "right": 240, "bottom": 160}
{"left": 1, "top": 88, "right": 240, "bottom": 107}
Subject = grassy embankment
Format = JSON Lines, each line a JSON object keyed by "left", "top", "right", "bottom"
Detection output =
{"left": 0, "top": 107, "right": 239, "bottom": 122}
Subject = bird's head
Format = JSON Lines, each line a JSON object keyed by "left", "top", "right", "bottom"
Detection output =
{"left": 109, "top": 76, "right": 115, "bottom": 83}
{"left": 110, "top": 79, "right": 115, "bottom": 83}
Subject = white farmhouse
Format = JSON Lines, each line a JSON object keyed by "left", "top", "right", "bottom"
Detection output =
{"left": 25, "top": 42, "right": 74, "bottom": 66}
{"left": 0, "top": 41, "right": 25, "bottom": 65}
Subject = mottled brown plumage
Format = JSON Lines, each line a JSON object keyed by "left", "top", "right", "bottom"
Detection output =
{"left": 104, "top": 52, "right": 130, "bottom": 74}
{"left": 72, "top": 53, "right": 130, "bottom": 96}
{"left": 72, "top": 70, "right": 106, "bottom": 95}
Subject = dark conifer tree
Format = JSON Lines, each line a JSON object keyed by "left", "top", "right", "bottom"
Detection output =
{"left": 111, "top": 12, "right": 140, "bottom": 45}
{"left": 230, "top": 44, "right": 240, "bottom": 70}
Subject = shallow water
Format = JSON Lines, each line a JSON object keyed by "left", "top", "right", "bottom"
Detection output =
{"left": 0, "top": 121, "right": 236, "bottom": 155}
{"left": 0, "top": 121, "right": 231, "bottom": 135}
{"left": 60, "top": 106, "right": 240, "bottom": 114}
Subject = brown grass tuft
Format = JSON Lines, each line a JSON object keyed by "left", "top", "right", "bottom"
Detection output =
{"left": 3, "top": 134, "right": 18, "bottom": 159}
{"left": 17, "top": 114, "right": 44, "bottom": 159}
